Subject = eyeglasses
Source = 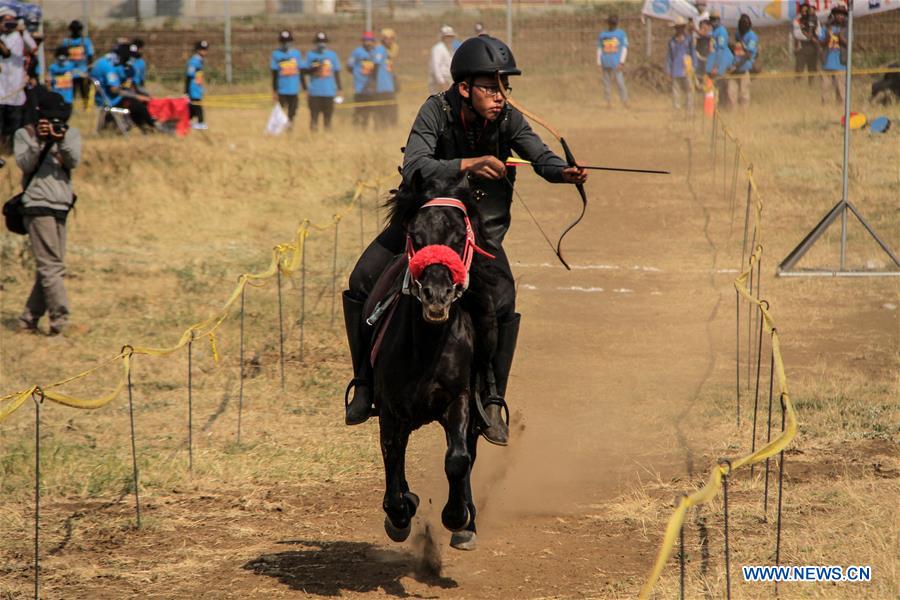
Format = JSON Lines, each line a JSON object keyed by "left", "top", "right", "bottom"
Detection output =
{"left": 472, "top": 83, "right": 511, "bottom": 98}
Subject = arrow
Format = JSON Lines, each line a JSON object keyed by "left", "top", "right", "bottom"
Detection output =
{"left": 505, "top": 156, "right": 669, "bottom": 175}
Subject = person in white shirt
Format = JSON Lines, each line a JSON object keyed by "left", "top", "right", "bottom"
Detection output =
{"left": 428, "top": 25, "right": 457, "bottom": 95}
{"left": 691, "top": 0, "right": 710, "bottom": 32}
{"left": 793, "top": 0, "right": 821, "bottom": 85}
{"left": 0, "top": 8, "right": 36, "bottom": 152}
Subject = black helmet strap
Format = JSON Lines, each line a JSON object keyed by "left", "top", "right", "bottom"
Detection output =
{"left": 462, "top": 77, "right": 476, "bottom": 110}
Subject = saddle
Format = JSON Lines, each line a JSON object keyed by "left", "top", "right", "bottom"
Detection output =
{"left": 364, "top": 254, "right": 409, "bottom": 367}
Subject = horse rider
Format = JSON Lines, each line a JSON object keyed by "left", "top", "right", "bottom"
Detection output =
{"left": 342, "top": 35, "right": 587, "bottom": 446}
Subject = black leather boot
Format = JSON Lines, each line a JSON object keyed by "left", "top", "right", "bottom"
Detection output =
{"left": 482, "top": 313, "right": 520, "bottom": 446}
{"left": 343, "top": 291, "right": 373, "bottom": 425}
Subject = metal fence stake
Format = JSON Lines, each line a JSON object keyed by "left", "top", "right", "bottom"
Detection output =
{"left": 300, "top": 235, "right": 307, "bottom": 363}
{"left": 720, "top": 459, "right": 732, "bottom": 600}
{"left": 124, "top": 349, "right": 141, "bottom": 528}
{"left": 188, "top": 331, "right": 194, "bottom": 473}
{"left": 359, "top": 188, "right": 365, "bottom": 253}
{"left": 747, "top": 245, "right": 755, "bottom": 392}
{"left": 762, "top": 336, "right": 775, "bottom": 521}
{"left": 722, "top": 134, "right": 728, "bottom": 204}
{"left": 750, "top": 300, "right": 767, "bottom": 479}
{"left": 775, "top": 394, "right": 787, "bottom": 596}
{"left": 237, "top": 284, "right": 245, "bottom": 445}
{"left": 679, "top": 498, "right": 686, "bottom": 600}
{"left": 729, "top": 148, "right": 740, "bottom": 228}
{"left": 735, "top": 291, "right": 741, "bottom": 427}
{"left": 740, "top": 169, "right": 753, "bottom": 269}
{"left": 331, "top": 218, "right": 340, "bottom": 326}
{"left": 33, "top": 389, "right": 42, "bottom": 600}
{"left": 277, "top": 265, "right": 285, "bottom": 391}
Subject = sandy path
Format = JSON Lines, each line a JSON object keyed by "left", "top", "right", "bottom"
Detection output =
{"left": 228, "top": 120, "right": 732, "bottom": 599}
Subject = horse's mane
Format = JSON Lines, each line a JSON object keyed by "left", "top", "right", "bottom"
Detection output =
{"left": 385, "top": 172, "right": 475, "bottom": 229}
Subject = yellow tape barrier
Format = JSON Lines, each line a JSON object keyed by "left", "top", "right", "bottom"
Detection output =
{"left": 0, "top": 175, "right": 393, "bottom": 422}
{"left": 719, "top": 65, "right": 900, "bottom": 80}
{"left": 638, "top": 109, "right": 798, "bottom": 599}
{"left": 200, "top": 93, "right": 398, "bottom": 110}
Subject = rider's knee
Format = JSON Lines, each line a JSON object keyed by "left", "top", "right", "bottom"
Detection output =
{"left": 348, "top": 240, "right": 395, "bottom": 298}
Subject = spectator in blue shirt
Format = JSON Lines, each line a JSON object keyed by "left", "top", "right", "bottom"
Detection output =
{"left": 89, "top": 49, "right": 123, "bottom": 108}
{"left": 60, "top": 20, "right": 93, "bottom": 110}
{"left": 120, "top": 42, "right": 145, "bottom": 96}
{"left": 706, "top": 12, "right": 734, "bottom": 107}
{"left": 347, "top": 31, "right": 383, "bottom": 129}
{"left": 48, "top": 47, "right": 75, "bottom": 106}
{"left": 597, "top": 15, "right": 629, "bottom": 108}
{"left": 186, "top": 40, "right": 208, "bottom": 130}
{"left": 666, "top": 17, "right": 697, "bottom": 113}
{"left": 271, "top": 30, "right": 304, "bottom": 126}
{"left": 91, "top": 45, "right": 156, "bottom": 132}
{"left": 302, "top": 31, "right": 342, "bottom": 132}
{"left": 376, "top": 28, "right": 399, "bottom": 127}
{"left": 727, "top": 14, "right": 759, "bottom": 107}
{"left": 818, "top": 5, "right": 848, "bottom": 104}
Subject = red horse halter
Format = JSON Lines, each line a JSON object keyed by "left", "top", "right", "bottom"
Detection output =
{"left": 406, "top": 197, "right": 495, "bottom": 290}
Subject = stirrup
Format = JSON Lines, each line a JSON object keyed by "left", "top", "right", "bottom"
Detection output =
{"left": 344, "top": 378, "right": 370, "bottom": 409}
{"left": 475, "top": 393, "right": 509, "bottom": 430}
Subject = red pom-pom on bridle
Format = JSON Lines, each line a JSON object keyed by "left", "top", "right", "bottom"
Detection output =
{"left": 408, "top": 245, "right": 469, "bottom": 286}
{"left": 405, "top": 197, "right": 496, "bottom": 291}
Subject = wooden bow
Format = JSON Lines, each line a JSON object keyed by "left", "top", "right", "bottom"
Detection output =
{"left": 498, "top": 73, "right": 586, "bottom": 271}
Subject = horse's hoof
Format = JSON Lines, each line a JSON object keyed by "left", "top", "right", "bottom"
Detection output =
{"left": 404, "top": 491, "right": 420, "bottom": 514}
{"left": 384, "top": 492, "right": 419, "bottom": 543}
{"left": 450, "top": 530, "right": 477, "bottom": 551}
{"left": 384, "top": 516, "right": 412, "bottom": 543}
{"left": 441, "top": 503, "right": 471, "bottom": 532}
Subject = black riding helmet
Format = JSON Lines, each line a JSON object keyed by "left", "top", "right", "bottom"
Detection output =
{"left": 450, "top": 36, "right": 521, "bottom": 83}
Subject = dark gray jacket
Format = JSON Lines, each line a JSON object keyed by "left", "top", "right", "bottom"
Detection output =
{"left": 15, "top": 125, "right": 81, "bottom": 215}
{"left": 402, "top": 87, "right": 567, "bottom": 246}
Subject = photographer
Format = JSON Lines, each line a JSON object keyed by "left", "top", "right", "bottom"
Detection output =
{"left": 793, "top": 0, "right": 821, "bottom": 84}
{"left": 14, "top": 88, "right": 83, "bottom": 336}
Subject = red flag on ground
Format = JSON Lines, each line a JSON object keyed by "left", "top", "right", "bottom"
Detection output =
{"left": 147, "top": 97, "right": 191, "bottom": 136}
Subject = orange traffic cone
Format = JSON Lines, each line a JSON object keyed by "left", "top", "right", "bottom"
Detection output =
{"left": 704, "top": 75, "right": 716, "bottom": 117}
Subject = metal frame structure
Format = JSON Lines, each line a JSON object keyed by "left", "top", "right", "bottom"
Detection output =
{"left": 777, "top": 1, "right": 899, "bottom": 277}
{"left": 91, "top": 78, "right": 132, "bottom": 135}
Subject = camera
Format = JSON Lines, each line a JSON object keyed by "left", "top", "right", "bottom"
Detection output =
{"left": 42, "top": 117, "right": 69, "bottom": 137}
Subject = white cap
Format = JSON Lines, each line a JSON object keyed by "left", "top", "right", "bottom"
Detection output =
{"left": 0, "top": 8, "right": 16, "bottom": 18}
{"left": 440, "top": 25, "right": 456, "bottom": 37}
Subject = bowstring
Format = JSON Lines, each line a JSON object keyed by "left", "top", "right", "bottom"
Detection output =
{"left": 503, "top": 174, "right": 560, "bottom": 261}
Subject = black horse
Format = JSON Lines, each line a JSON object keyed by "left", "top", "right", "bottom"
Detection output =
{"left": 369, "top": 175, "right": 499, "bottom": 551}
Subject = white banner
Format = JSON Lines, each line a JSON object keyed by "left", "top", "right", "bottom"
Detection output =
{"left": 641, "top": 0, "right": 900, "bottom": 28}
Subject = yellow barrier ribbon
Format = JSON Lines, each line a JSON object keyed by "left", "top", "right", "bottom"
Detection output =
{"left": 639, "top": 111, "right": 798, "bottom": 599}
{"left": 0, "top": 174, "right": 392, "bottom": 424}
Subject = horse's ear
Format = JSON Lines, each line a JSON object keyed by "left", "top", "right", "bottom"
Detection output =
{"left": 451, "top": 172, "right": 473, "bottom": 202}
{"left": 409, "top": 168, "right": 426, "bottom": 199}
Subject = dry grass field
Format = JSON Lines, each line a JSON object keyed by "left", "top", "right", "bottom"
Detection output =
{"left": 0, "top": 66, "right": 897, "bottom": 599}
